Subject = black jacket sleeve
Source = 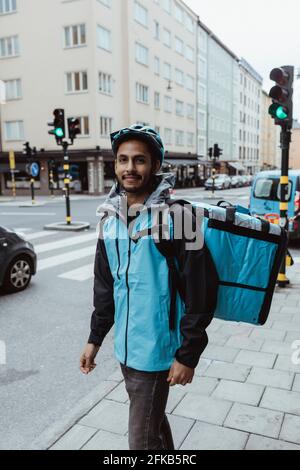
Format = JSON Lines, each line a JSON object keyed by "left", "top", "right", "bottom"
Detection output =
{"left": 88, "top": 237, "right": 115, "bottom": 346}
{"left": 172, "top": 205, "right": 219, "bottom": 368}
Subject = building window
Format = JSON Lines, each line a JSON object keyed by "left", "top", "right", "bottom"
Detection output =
{"left": 175, "top": 68, "right": 184, "bottom": 86}
{"left": 187, "top": 132, "right": 194, "bottom": 146}
{"left": 186, "top": 74, "right": 194, "bottom": 91}
{"left": 162, "top": 0, "right": 171, "bottom": 14}
{"left": 97, "top": 25, "right": 111, "bottom": 51}
{"left": 0, "top": 35, "right": 19, "bottom": 57}
{"left": 4, "top": 78, "right": 21, "bottom": 100}
{"left": 134, "top": 1, "right": 148, "bottom": 27}
{"left": 187, "top": 104, "right": 194, "bottom": 119}
{"left": 64, "top": 24, "right": 86, "bottom": 48}
{"left": 164, "top": 128, "right": 172, "bottom": 144}
{"left": 198, "top": 58, "right": 206, "bottom": 78}
{"left": 135, "top": 42, "right": 149, "bottom": 66}
{"left": 154, "top": 56, "right": 160, "bottom": 75}
{"left": 0, "top": 0, "right": 16, "bottom": 14}
{"left": 175, "top": 100, "right": 184, "bottom": 116}
{"left": 174, "top": 3, "right": 184, "bottom": 23}
{"left": 164, "top": 95, "right": 172, "bottom": 113}
{"left": 185, "top": 45, "right": 194, "bottom": 63}
{"left": 198, "top": 84, "right": 206, "bottom": 105}
{"left": 198, "top": 111, "right": 206, "bottom": 130}
{"left": 185, "top": 13, "right": 194, "bottom": 33}
{"left": 4, "top": 120, "right": 24, "bottom": 140}
{"left": 100, "top": 116, "right": 113, "bottom": 137}
{"left": 163, "top": 28, "right": 171, "bottom": 48}
{"left": 163, "top": 62, "right": 171, "bottom": 80}
{"left": 175, "top": 36, "right": 184, "bottom": 55}
{"left": 154, "top": 91, "right": 160, "bottom": 109}
{"left": 154, "top": 20, "right": 160, "bottom": 40}
{"left": 99, "top": 72, "right": 112, "bottom": 95}
{"left": 136, "top": 83, "right": 149, "bottom": 104}
{"left": 66, "top": 71, "right": 88, "bottom": 93}
{"left": 175, "top": 130, "right": 184, "bottom": 146}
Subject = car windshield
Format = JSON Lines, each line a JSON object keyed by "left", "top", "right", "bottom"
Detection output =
{"left": 254, "top": 178, "right": 292, "bottom": 201}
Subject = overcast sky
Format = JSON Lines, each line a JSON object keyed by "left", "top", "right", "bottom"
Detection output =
{"left": 185, "top": 0, "right": 300, "bottom": 119}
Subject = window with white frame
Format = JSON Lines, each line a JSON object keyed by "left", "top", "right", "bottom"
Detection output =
{"left": 163, "top": 28, "right": 171, "bottom": 47}
{"left": 154, "top": 91, "right": 160, "bottom": 109}
{"left": 186, "top": 45, "right": 194, "bottom": 63}
{"left": 66, "top": 71, "right": 88, "bottom": 92}
{"left": 187, "top": 132, "right": 194, "bottom": 146}
{"left": 64, "top": 24, "right": 86, "bottom": 48}
{"left": 175, "top": 36, "right": 184, "bottom": 55}
{"left": 72, "top": 116, "right": 89, "bottom": 136}
{"left": 164, "top": 128, "right": 172, "bottom": 144}
{"left": 5, "top": 78, "right": 21, "bottom": 100}
{"left": 187, "top": 103, "right": 194, "bottom": 119}
{"left": 100, "top": 116, "right": 113, "bottom": 137}
{"left": 185, "top": 12, "right": 194, "bottom": 33}
{"left": 175, "top": 68, "right": 184, "bottom": 86}
{"left": 186, "top": 74, "right": 194, "bottom": 91}
{"left": 198, "top": 30, "right": 207, "bottom": 52}
{"left": 175, "top": 130, "right": 184, "bottom": 146}
{"left": 99, "top": 72, "right": 112, "bottom": 95}
{"left": 164, "top": 95, "right": 172, "bottom": 113}
{"left": 154, "top": 56, "right": 160, "bottom": 75}
{"left": 4, "top": 120, "right": 24, "bottom": 140}
{"left": 135, "top": 42, "right": 149, "bottom": 66}
{"left": 136, "top": 83, "right": 149, "bottom": 104}
{"left": 198, "top": 111, "right": 206, "bottom": 130}
{"left": 174, "top": 3, "right": 183, "bottom": 23}
{"left": 0, "top": 0, "right": 16, "bottom": 14}
{"left": 134, "top": 1, "right": 148, "bottom": 27}
{"left": 97, "top": 0, "right": 111, "bottom": 7}
{"left": 198, "top": 84, "right": 206, "bottom": 104}
{"left": 198, "top": 137, "right": 205, "bottom": 155}
{"left": 175, "top": 100, "right": 184, "bottom": 116}
{"left": 198, "top": 58, "right": 206, "bottom": 78}
{"left": 162, "top": 0, "right": 171, "bottom": 13}
{"left": 0, "top": 35, "right": 19, "bottom": 57}
{"left": 163, "top": 62, "right": 171, "bottom": 80}
{"left": 154, "top": 20, "right": 160, "bottom": 40}
{"left": 97, "top": 25, "right": 111, "bottom": 51}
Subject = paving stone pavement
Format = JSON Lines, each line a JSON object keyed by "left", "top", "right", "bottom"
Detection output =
{"left": 48, "top": 261, "right": 300, "bottom": 451}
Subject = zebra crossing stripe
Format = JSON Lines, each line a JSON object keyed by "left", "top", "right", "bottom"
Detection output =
{"left": 22, "top": 231, "right": 59, "bottom": 241}
{"left": 38, "top": 246, "right": 95, "bottom": 271}
{"left": 58, "top": 263, "right": 94, "bottom": 281}
{"left": 34, "top": 232, "right": 97, "bottom": 254}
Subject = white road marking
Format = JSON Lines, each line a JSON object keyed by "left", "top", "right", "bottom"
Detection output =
{"left": 34, "top": 232, "right": 97, "bottom": 254}
{"left": 38, "top": 246, "right": 95, "bottom": 271}
{"left": 18, "top": 231, "right": 59, "bottom": 241}
{"left": 0, "top": 212, "right": 56, "bottom": 216}
{"left": 58, "top": 263, "right": 94, "bottom": 281}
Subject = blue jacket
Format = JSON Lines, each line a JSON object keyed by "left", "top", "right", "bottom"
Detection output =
{"left": 88, "top": 174, "right": 217, "bottom": 372}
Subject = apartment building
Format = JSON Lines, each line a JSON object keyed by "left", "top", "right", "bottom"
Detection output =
{"left": 197, "top": 20, "right": 240, "bottom": 177}
{"left": 0, "top": 0, "right": 199, "bottom": 195}
{"left": 260, "top": 90, "right": 280, "bottom": 170}
{"left": 238, "top": 58, "right": 263, "bottom": 175}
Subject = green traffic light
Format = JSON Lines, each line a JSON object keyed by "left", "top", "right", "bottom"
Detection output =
{"left": 269, "top": 103, "right": 288, "bottom": 121}
{"left": 276, "top": 106, "right": 288, "bottom": 120}
{"left": 55, "top": 128, "right": 64, "bottom": 138}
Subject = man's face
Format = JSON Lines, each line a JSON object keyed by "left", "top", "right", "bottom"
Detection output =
{"left": 115, "top": 139, "right": 160, "bottom": 194}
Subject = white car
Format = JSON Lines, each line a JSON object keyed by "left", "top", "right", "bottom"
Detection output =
{"left": 205, "top": 174, "right": 231, "bottom": 190}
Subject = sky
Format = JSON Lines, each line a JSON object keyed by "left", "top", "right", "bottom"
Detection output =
{"left": 185, "top": 0, "right": 300, "bottom": 120}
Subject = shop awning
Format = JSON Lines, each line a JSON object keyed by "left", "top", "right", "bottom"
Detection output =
{"left": 228, "top": 161, "right": 246, "bottom": 172}
{"left": 164, "top": 159, "right": 201, "bottom": 167}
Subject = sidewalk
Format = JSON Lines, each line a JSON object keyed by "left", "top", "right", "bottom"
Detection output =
{"left": 37, "top": 258, "right": 300, "bottom": 451}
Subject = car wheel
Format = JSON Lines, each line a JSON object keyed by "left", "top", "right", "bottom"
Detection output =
{"left": 3, "top": 256, "right": 32, "bottom": 293}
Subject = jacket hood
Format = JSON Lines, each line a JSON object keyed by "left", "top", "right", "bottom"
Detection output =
{"left": 96, "top": 173, "right": 176, "bottom": 219}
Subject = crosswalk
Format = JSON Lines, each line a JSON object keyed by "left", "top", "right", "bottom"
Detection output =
{"left": 14, "top": 227, "right": 98, "bottom": 282}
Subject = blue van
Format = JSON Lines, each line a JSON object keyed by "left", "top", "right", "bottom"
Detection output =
{"left": 250, "top": 170, "right": 300, "bottom": 240}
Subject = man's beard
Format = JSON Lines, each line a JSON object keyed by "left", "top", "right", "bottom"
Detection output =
{"left": 118, "top": 175, "right": 152, "bottom": 194}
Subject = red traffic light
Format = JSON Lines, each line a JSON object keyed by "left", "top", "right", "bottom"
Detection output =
{"left": 269, "top": 85, "right": 289, "bottom": 103}
{"left": 269, "top": 68, "right": 290, "bottom": 86}
{"left": 68, "top": 117, "right": 81, "bottom": 142}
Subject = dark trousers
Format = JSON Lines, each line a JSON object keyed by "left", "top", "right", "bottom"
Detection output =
{"left": 120, "top": 364, "right": 175, "bottom": 450}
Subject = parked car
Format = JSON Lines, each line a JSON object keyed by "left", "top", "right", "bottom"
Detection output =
{"left": 230, "top": 175, "right": 242, "bottom": 188}
{"left": 0, "top": 226, "right": 37, "bottom": 293}
{"left": 240, "top": 175, "right": 249, "bottom": 187}
{"left": 205, "top": 174, "right": 231, "bottom": 190}
{"left": 250, "top": 170, "right": 300, "bottom": 240}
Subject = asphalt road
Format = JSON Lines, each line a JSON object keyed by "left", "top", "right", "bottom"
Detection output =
{"left": 0, "top": 186, "right": 298, "bottom": 449}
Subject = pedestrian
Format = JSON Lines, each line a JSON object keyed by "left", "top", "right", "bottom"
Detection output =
{"left": 80, "top": 124, "right": 217, "bottom": 450}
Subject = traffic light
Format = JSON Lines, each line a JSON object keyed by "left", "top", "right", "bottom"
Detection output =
{"left": 48, "top": 108, "right": 65, "bottom": 144}
{"left": 213, "top": 144, "right": 223, "bottom": 159}
{"left": 23, "top": 142, "right": 31, "bottom": 156}
{"left": 269, "top": 66, "right": 294, "bottom": 128}
{"left": 67, "top": 118, "right": 81, "bottom": 143}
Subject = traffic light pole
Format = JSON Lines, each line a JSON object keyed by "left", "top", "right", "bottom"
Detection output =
{"left": 277, "top": 126, "right": 291, "bottom": 287}
{"left": 30, "top": 177, "right": 35, "bottom": 204}
{"left": 62, "top": 141, "right": 72, "bottom": 225}
{"left": 212, "top": 158, "right": 216, "bottom": 195}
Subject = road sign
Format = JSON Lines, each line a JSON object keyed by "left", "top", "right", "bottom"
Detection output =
{"left": 9, "top": 150, "right": 15, "bottom": 170}
{"left": 30, "top": 162, "right": 40, "bottom": 177}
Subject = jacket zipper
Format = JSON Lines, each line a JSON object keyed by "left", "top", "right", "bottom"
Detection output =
{"left": 115, "top": 239, "right": 120, "bottom": 279}
{"left": 124, "top": 237, "right": 132, "bottom": 366}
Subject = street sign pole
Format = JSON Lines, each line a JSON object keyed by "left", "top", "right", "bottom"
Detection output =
{"left": 62, "top": 141, "right": 71, "bottom": 225}
{"left": 9, "top": 150, "right": 16, "bottom": 198}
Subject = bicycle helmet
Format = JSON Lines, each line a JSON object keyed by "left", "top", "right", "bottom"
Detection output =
{"left": 110, "top": 124, "right": 165, "bottom": 168}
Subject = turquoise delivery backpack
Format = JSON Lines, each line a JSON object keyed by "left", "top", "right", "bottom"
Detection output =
{"left": 155, "top": 199, "right": 288, "bottom": 326}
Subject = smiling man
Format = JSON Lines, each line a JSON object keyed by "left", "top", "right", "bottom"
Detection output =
{"left": 80, "top": 124, "right": 217, "bottom": 450}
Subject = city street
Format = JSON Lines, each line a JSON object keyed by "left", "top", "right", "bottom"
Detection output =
{"left": 0, "top": 186, "right": 299, "bottom": 450}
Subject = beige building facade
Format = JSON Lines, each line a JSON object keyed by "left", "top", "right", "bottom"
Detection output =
{"left": 290, "top": 125, "right": 300, "bottom": 170}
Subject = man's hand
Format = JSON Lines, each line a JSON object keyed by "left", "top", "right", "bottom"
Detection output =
{"left": 167, "top": 360, "right": 194, "bottom": 386}
{"left": 80, "top": 343, "right": 100, "bottom": 375}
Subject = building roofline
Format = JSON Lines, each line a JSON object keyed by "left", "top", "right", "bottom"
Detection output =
{"left": 197, "top": 18, "right": 239, "bottom": 61}
{"left": 177, "top": 0, "right": 198, "bottom": 19}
